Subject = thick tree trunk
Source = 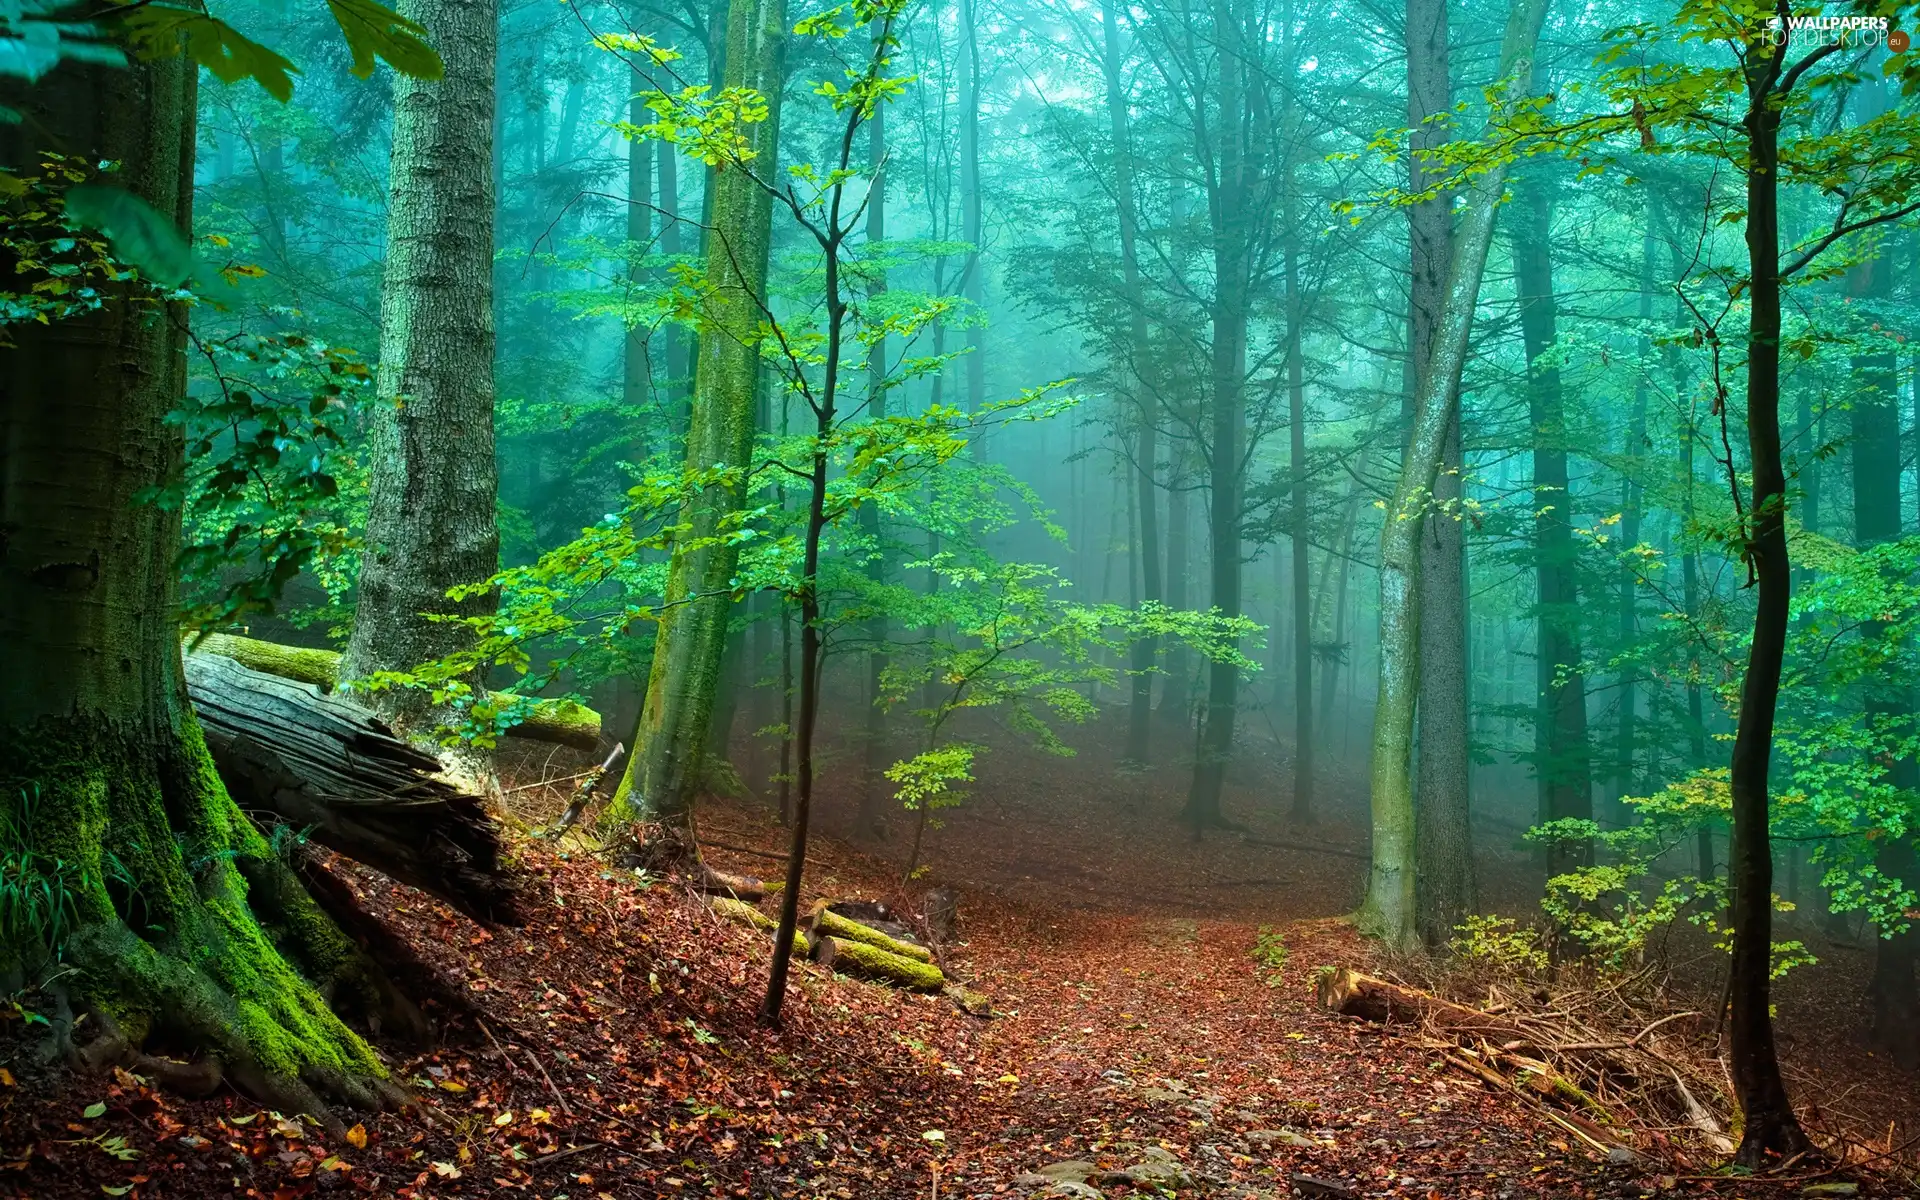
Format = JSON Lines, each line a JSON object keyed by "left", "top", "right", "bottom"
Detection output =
{"left": 0, "top": 56, "right": 401, "bottom": 1119}
{"left": 659, "top": 138, "right": 691, "bottom": 443}
{"left": 1725, "top": 41, "right": 1809, "bottom": 1165}
{"left": 344, "top": 0, "right": 502, "bottom": 764}
{"left": 1103, "top": 0, "right": 1163, "bottom": 766}
{"left": 1361, "top": 0, "right": 1547, "bottom": 948}
{"left": 1514, "top": 172, "right": 1591, "bottom": 878}
{"left": 605, "top": 0, "right": 786, "bottom": 849}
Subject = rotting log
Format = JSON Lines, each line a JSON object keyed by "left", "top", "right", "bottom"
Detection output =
{"left": 188, "top": 632, "right": 602, "bottom": 750}
{"left": 709, "top": 896, "right": 809, "bottom": 956}
{"left": 185, "top": 652, "right": 523, "bottom": 924}
{"left": 1316, "top": 967, "right": 1527, "bottom": 1042}
{"left": 943, "top": 983, "right": 992, "bottom": 1018}
{"left": 695, "top": 868, "right": 767, "bottom": 903}
{"left": 810, "top": 935, "right": 946, "bottom": 992}
{"left": 808, "top": 901, "right": 934, "bottom": 963}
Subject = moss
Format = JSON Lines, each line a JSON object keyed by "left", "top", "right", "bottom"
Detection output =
{"left": 3, "top": 714, "right": 384, "bottom": 1104}
{"left": 825, "top": 937, "right": 945, "bottom": 992}
{"left": 189, "top": 632, "right": 602, "bottom": 749}
{"left": 710, "top": 896, "right": 808, "bottom": 956}
{"left": 811, "top": 907, "right": 934, "bottom": 963}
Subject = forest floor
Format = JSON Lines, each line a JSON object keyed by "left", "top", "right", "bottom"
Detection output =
{"left": 3, "top": 705, "right": 1916, "bottom": 1199}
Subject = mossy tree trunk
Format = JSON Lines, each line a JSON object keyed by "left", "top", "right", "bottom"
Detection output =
{"left": 1360, "top": 0, "right": 1547, "bottom": 948}
{"left": 343, "top": 0, "right": 502, "bottom": 758}
{"left": 604, "top": 0, "right": 785, "bottom": 851}
{"left": 0, "top": 53, "right": 403, "bottom": 1120}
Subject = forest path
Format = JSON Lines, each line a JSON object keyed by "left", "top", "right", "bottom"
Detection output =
{"left": 940, "top": 910, "right": 1657, "bottom": 1199}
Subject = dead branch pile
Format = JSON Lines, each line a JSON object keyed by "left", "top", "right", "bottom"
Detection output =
{"left": 1317, "top": 967, "right": 1733, "bottom": 1168}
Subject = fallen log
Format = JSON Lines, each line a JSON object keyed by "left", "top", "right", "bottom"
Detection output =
{"left": 708, "top": 896, "right": 808, "bottom": 956}
{"left": 188, "top": 632, "right": 602, "bottom": 750}
{"left": 185, "top": 652, "right": 522, "bottom": 924}
{"left": 807, "top": 901, "right": 934, "bottom": 963}
{"left": 1316, "top": 967, "right": 1528, "bottom": 1042}
{"left": 809, "top": 935, "right": 945, "bottom": 992}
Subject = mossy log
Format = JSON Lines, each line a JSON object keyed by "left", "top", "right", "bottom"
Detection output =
{"left": 708, "top": 896, "right": 808, "bottom": 956}
{"left": 808, "top": 902, "right": 934, "bottom": 963}
{"left": 810, "top": 935, "right": 946, "bottom": 992}
{"left": 185, "top": 653, "right": 522, "bottom": 924}
{"left": 188, "top": 632, "right": 602, "bottom": 750}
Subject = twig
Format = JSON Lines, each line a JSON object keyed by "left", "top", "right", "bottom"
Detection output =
{"left": 530, "top": 1141, "right": 605, "bottom": 1168}
{"left": 476, "top": 1017, "right": 527, "bottom": 1080}
{"left": 521, "top": 1044, "right": 576, "bottom": 1116}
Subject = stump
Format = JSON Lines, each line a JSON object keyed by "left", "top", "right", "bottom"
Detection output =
{"left": 185, "top": 652, "right": 522, "bottom": 924}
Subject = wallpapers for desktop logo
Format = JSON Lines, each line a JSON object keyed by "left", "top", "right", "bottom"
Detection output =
{"left": 1759, "top": 12, "right": 1910, "bottom": 51}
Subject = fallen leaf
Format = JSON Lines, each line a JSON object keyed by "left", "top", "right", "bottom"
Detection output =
{"left": 431, "top": 1160, "right": 462, "bottom": 1179}
{"left": 344, "top": 1123, "right": 368, "bottom": 1149}
{"left": 494, "top": 1110, "right": 515, "bottom": 1127}
{"left": 83, "top": 1102, "right": 107, "bottom": 1119}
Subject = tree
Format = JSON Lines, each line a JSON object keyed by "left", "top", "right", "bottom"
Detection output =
{"left": 601, "top": 0, "right": 787, "bottom": 859}
{"left": 0, "top": 8, "right": 441, "bottom": 1120}
{"left": 342, "top": 0, "right": 504, "bottom": 768}
{"left": 1359, "top": 0, "right": 1549, "bottom": 948}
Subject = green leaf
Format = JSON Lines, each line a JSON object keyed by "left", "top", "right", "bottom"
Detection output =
{"left": 326, "top": 0, "right": 442, "bottom": 80}
{"left": 62, "top": 185, "right": 192, "bottom": 286}
{"left": 83, "top": 1101, "right": 107, "bottom": 1118}
{"left": 119, "top": 6, "right": 299, "bottom": 101}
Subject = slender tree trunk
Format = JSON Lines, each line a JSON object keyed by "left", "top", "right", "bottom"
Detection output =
{"left": 958, "top": 0, "right": 985, "bottom": 427}
{"left": 1285, "top": 180, "right": 1315, "bottom": 823}
{"left": 1614, "top": 220, "right": 1654, "bottom": 820}
{"left": 858, "top": 35, "right": 890, "bottom": 838}
{"left": 1514, "top": 171, "right": 1591, "bottom": 877}
{"left": 605, "top": 0, "right": 786, "bottom": 851}
{"left": 1163, "top": 463, "right": 1192, "bottom": 722}
{"left": 1103, "top": 0, "right": 1163, "bottom": 765}
{"left": 1724, "top": 37, "right": 1810, "bottom": 1165}
{"left": 1183, "top": 0, "right": 1250, "bottom": 834}
{"left": 1361, "top": 0, "right": 1547, "bottom": 947}
{"left": 344, "top": 0, "right": 502, "bottom": 771}
{"left": 624, "top": 62, "right": 655, "bottom": 438}
{"left": 0, "top": 51, "right": 401, "bottom": 1117}
{"left": 658, "top": 138, "right": 690, "bottom": 445}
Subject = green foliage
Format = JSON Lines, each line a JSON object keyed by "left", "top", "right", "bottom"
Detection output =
{"left": 1251, "top": 926, "right": 1288, "bottom": 986}
{"left": 120, "top": 6, "right": 299, "bottom": 101}
{"left": 1448, "top": 916, "right": 1550, "bottom": 976}
{"left": 0, "top": 154, "right": 145, "bottom": 334}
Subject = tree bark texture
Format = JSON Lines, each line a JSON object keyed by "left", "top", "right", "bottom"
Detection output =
{"left": 1360, "top": 0, "right": 1547, "bottom": 948}
{"left": 1514, "top": 172, "right": 1592, "bottom": 878}
{"left": 345, "top": 0, "right": 501, "bottom": 755}
{"left": 607, "top": 0, "right": 787, "bottom": 841}
{"left": 0, "top": 54, "right": 401, "bottom": 1119}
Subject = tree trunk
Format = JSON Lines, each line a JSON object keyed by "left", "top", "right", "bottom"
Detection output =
{"left": 859, "top": 39, "right": 890, "bottom": 838}
{"left": 958, "top": 0, "right": 985, "bottom": 428}
{"left": 344, "top": 0, "right": 502, "bottom": 769}
{"left": 1162, "top": 462, "right": 1192, "bottom": 723}
{"left": 1725, "top": 38, "right": 1810, "bottom": 1165}
{"left": 605, "top": 0, "right": 786, "bottom": 849}
{"left": 624, "top": 61, "right": 654, "bottom": 444}
{"left": 1183, "top": 0, "right": 1253, "bottom": 835}
{"left": 1361, "top": 0, "right": 1547, "bottom": 948}
{"left": 0, "top": 54, "right": 401, "bottom": 1119}
{"left": 1285, "top": 177, "right": 1315, "bottom": 824}
{"left": 658, "top": 138, "right": 691, "bottom": 444}
{"left": 1514, "top": 170, "right": 1591, "bottom": 878}
{"left": 1103, "top": 0, "right": 1162, "bottom": 766}
{"left": 1613, "top": 221, "right": 1654, "bottom": 821}
{"left": 1405, "top": 0, "right": 1471, "bottom": 943}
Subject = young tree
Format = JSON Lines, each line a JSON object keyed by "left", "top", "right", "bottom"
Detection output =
{"left": 1360, "top": 0, "right": 1549, "bottom": 948}
{"left": 342, "top": 0, "right": 503, "bottom": 760}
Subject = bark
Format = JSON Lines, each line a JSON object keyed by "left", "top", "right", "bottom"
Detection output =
{"left": 809, "top": 936, "right": 946, "bottom": 991}
{"left": 1514, "top": 170, "right": 1591, "bottom": 878}
{"left": 1725, "top": 32, "right": 1810, "bottom": 1165}
{"left": 1103, "top": 0, "right": 1163, "bottom": 765}
{"left": 1162, "top": 462, "right": 1192, "bottom": 722}
{"left": 1183, "top": 0, "right": 1253, "bottom": 834}
{"left": 1285, "top": 176, "right": 1314, "bottom": 824}
{"left": 344, "top": 0, "right": 502, "bottom": 762}
{"left": 659, "top": 138, "right": 691, "bottom": 441}
{"left": 0, "top": 55, "right": 401, "bottom": 1119}
{"left": 624, "top": 61, "right": 654, "bottom": 440}
{"left": 1614, "top": 222, "right": 1654, "bottom": 819}
{"left": 1360, "top": 0, "right": 1548, "bottom": 948}
{"left": 185, "top": 654, "right": 522, "bottom": 924}
{"left": 191, "top": 632, "right": 600, "bottom": 748}
{"left": 958, "top": 0, "right": 985, "bottom": 427}
{"left": 605, "top": 0, "right": 786, "bottom": 847}
{"left": 859, "top": 43, "right": 890, "bottom": 838}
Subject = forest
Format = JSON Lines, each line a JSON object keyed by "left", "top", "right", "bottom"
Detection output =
{"left": 2, "top": 0, "right": 1920, "bottom": 1192}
